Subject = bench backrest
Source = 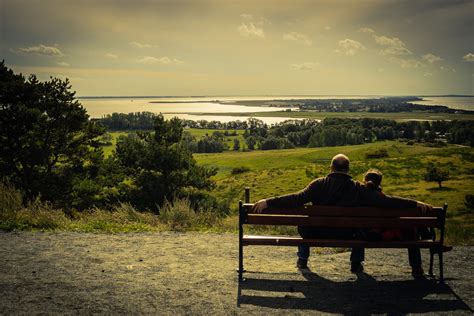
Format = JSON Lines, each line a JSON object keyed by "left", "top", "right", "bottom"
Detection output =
{"left": 241, "top": 203, "right": 446, "bottom": 230}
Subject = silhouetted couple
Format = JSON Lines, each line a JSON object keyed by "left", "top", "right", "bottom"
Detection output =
{"left": 252, "top": 154, "right": 433, "bottom": 276}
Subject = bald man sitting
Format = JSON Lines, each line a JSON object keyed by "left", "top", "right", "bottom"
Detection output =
{"left": 252, "top": 154, "right": 432, "bottom": 274}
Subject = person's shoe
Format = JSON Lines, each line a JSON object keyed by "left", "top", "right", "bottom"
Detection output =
{"left": 411, "top": 265, "right": 424, "bottom": 277}
{"left": 430, "top": 245, "right": 453, "bottom": 254}
{"left": 296, "top": 258, "right": 308, "bottom": 270}
{"left": 350, "top": 261, "right": 364, "bottom": 273}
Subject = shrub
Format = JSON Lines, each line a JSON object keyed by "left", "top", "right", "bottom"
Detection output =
{"left": 73, "top": 202, "right": 162, "bottom": 232}
{"left": 465, "top": 194, "right": 474, "bottom": 210}
{"left": 231, "top": 166, "right": 251, "bottom": 175}
{"left": 3, "top": 198, "right": 70, "bottom": 231}
{"left": 365, "top": 148, "right": 389, "bottom": 159}
{"left": 159, "top": 198, "right": 196, "bottom": 231}
{"left": 0, "top": 181, "right": 23, "bottom": 213}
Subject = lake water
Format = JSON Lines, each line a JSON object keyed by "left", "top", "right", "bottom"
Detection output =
{"left": 79, "top": 95, "right": 473, "bottom": 124}
{"left": 410, "top": 96, "right": 474, "bottom": 111}
{"left": 79, "top": 97, "right": 301, "bottom": 124}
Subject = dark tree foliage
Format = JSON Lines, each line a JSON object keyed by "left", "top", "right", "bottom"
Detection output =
{"left": 425, "top": 163, "right": 449, "bottom": 188}
{"left": 114, "top": 115, "right": 217, "bottom": 211}
{"left": 233, "top": 138, "right": 240, "bottom": 151}
{"left": 196, "top": 131, "right": 228, "bottom": 153}
{"left": 0, "top": 61, "right": 104, "bottom": 204}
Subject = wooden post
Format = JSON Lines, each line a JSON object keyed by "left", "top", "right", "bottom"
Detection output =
{"left": 438, "top": 203, "right": 448, "bottom": 284}
{"left": 238, "top": 200, "right": 244, "bottom": 281}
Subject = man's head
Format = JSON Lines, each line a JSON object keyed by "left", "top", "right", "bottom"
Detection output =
{"left": 330, "top": 154, "right": 350, "bottom": 173}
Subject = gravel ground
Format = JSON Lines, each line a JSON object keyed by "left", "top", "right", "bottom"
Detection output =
{"left": 0, "top": 232, "right": 472, "bottom": 315}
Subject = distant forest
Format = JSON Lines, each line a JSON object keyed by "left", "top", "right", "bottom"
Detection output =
{"left": 293, "top": 97, "right": 474, "bottom": 114}
{"left": 96, "top": 112, "right": 474, "bottom": 153}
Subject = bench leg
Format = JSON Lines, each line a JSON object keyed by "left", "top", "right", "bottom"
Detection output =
{"left": 439, "top": 251, "right": 444, "bottom": 284}
{"left": 238, "top": 201, "right": 244, "bottom": 281}
{"left": 429, "top": 251, "right": 434, "bottom": 276}
{"left": 238, "top": 241, "right": 244, "bottom": 281}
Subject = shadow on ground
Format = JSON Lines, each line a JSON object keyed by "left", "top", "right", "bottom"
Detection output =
{"left": 238, "top": 270, "right": 473, "bottom": 314}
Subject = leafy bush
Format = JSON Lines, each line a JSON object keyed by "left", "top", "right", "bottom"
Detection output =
{"left": 231, "top": 166, "right": 251, "bottom": 175}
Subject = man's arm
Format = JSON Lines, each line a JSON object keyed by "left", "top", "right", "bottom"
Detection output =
{"left": 362, "top": 187, "right": 432, "bottom": 212}
{"left": 252, "top": 179, "right": 319, "bottom": 213}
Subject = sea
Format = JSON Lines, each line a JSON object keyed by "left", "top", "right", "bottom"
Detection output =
{"left": 79, "top": 95, "right": 474, "bottom": 124}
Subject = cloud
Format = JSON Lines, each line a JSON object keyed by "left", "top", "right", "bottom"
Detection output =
{"left": 104, "top": 53, "right": 118, "bottom": 60}
{"left": 440, "top": 66, "right": 456, "bottom": 72}
{"left": 422, "top": 53, "right": 443, "bottom": 63}
{"left": 240, "top": 13, "right": 253, "bottom": 19}
{"left": 15, "top": 44, "right": 64, "bottom": 57}
{"left": 283, "top": 32, "right": 312, "bottom": 46}
{"left": 373, "top": 35, "right": 411, "bottom": 55}
{"left": 324, "top": 26, "right": 331, "bottom": 31}
{"left": 424, "top": 72, "right": 433, "bottom": 77}
{"left": 291, "top": 62, "right": 321, "bottom": 71}
{"left": 359, "top": 27, "right": 375, "bottom": 33}
{"left": 57, "top": 62, "right": 70, "bottom": 67}
{"left": 130, "top": 41, "right": 159, "bottom": 49}
{"left": 238, "top": 22, "right": 265, "bottom": 38}
{"left": 389, "top": 57, "right": 421, "bottom": 68}
{"left": 136, "top": 56, "right": 183, "bottom": 65}
{"left": 337, "top": 39, "right": 366, "bottom": 55}
{"left": 462, "top": 53, "right": 474, "bottom": 62}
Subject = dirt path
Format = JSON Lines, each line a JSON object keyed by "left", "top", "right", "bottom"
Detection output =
{"left": 0, "top": 232, "right": 472, "bottom": 315}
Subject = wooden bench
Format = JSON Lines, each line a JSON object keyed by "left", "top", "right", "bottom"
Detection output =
{"left": 238, "top": 189, "right": 448, "bottom": 283}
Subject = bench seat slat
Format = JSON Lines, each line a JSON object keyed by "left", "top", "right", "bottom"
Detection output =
{"left": 246, "top": 215, "right": 439, "bottom": 228}
{"left": 243, "top": 204, "right": 441, "bottom": 217}
{"left": 243, "top": 235, "right": 440, "bottom": 248}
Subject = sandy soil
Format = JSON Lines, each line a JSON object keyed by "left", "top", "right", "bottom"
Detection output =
{"left": 0, "top": 232, "right": 472, "bottom": 315}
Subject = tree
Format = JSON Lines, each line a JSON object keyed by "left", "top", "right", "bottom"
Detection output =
{"left": 233, "top": 138, "right": 240, "bottom": 151}
{"left": 0, "top": 61, "right": 104, "bottom": 204}
{"left": 424, "top": 164, "right": 449, "bottom": 188}
{"left": 245, "top": 136, "right": 257, "bottom": 150}
{"left": 114, "top": 115, "right": 217, "bottom": 211}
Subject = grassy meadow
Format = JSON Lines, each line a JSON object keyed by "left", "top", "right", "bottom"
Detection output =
{"left": 195, "top": 141, "right": 474, "bottom": 244}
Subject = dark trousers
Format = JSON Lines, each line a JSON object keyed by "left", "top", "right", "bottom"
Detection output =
{"left": 296, "top": 226, "right": 422, "bottom": 266}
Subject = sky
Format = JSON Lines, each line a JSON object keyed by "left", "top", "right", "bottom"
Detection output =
{"left": 1, "top": 0, "right": 473, "bottom": 96}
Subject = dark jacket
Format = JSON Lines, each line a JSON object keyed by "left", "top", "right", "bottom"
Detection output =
{"left": 266, "top": 172, "right": 417, "bottom": 209}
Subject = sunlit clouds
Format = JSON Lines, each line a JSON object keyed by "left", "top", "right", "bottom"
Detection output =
{"left": 2, "top": 0, "right": 472, "bottom": 95}
{"left": 15, "top": 44, "right": 64, "bottom": 57}
{"left": 422, "top": 53, "right": 443, "bottom": 64}
{"left": 136, "top": 56, "right": 183, "bottom": 65}
{"left": 463, "top": 53, "right": 474, "bottom": 62}
{"left": 283, "top": 32, "right": 312, "bottom": 46}
{"left": 130, "top": 41, "right": 159, "bottom": 49}
{"left": 291, "top": 62, "right": 321, "bottom": 71}
{"left": 337, "top": 39, "right": 366, "bottom": 55}
{"left": 104, "top": 53, "right": 119, "bottom": 60}
{"left": 373, "top": 35, "right": 412, "bottom": 56}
